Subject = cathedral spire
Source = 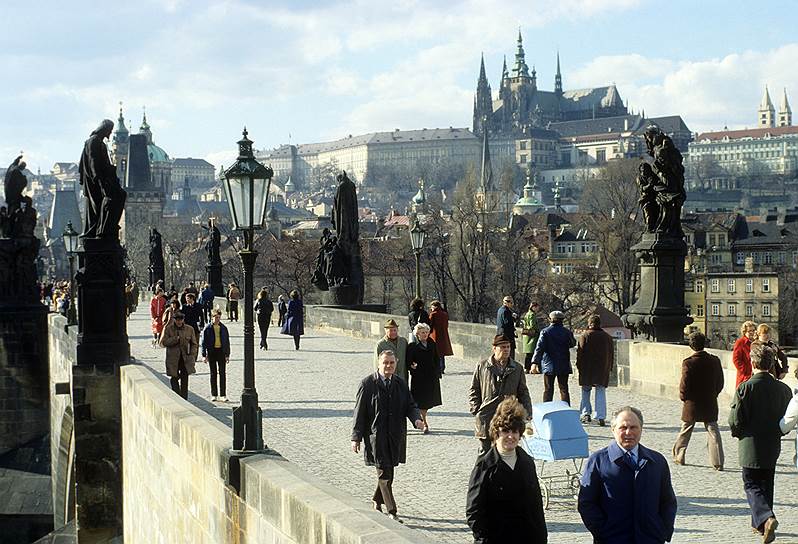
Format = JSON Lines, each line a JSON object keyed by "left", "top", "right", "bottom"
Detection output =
{"left": 759, "top": 85, "right": 775, "bottom": 128}
{"left": 140, "top": 105, "right": 153, "bottom": 144}
{"left": 513, "top": 29, "right": 530, "bottom": 79}
{"left": 473, "top": 55, "right": 493, "bottom": 135}
{"left": 778, "top": 87, "right": 792, "bottom": 127}
{"left": 554, "top": 51, "right": 563, "bottom": 96}
{"left": 116, "top": 101, "right": 128, "bottom": 134}
{"left": 501, "top": 55, "right": 508, "bottom": 82}
{"left": 478, "top": 53, "right": 488, "bottom": 83}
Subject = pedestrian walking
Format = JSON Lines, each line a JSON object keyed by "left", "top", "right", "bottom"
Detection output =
{"left": 351, "top": 350, "right": 424, "bottom": 524}
{"left": 254, "top": 288, "right": 274, "bottom": 350}
{"left": 729, "top": 342, "right": 793, "bottom": 542}
{"left": 428, "top": 300, "right": 453, "bottom": 376}
{"left": 578, "top": 406, "right": 677, "bottom": 544}
{"left": 277, "top": 295, "right": 287, "bottom": 328}
{"left": 468, "top": 334, "right": 533, "bottom": 455}
{"left": 161, "top": 299, "right": 181, "bottom": 335}
{"left": 150, "top": 288, "right": 167, "bottom": 347}
{"left": 159, "top": 311, "right": 198, "bottom": 400}
{"left": 227, "top": 282, "right": 241, "bottom": 321}
{"left": 375, "top": 319, "right": 409, "bottom": 382}
{"left": 280, "top": 289, "right": 304, "bottom": 350}
{"left": 532, "top": 310, "right": 576, "bottom": 405}
{"left": 671, "top": 331, "right": 725, "bottom": 470}
{"left": 466, "top": 397, "right": 547, "bottom": 543}
{"left": 496, "top": 296, "right": 518, "bottom": 361}
{"left": 407, "top": 298, "right": 429, "bottom": 343}
{"left": 407, "top": 323, "right": 441, "bottom": 434}
{"left": 779, "top": 375, "right": 798, "bottom": 468}
{"left": 521, "top": 302, "right": 541, "bottom": 374}
{"left": 757, "top": 323, "right": 789, "bottom": 380}
{"left": 198, "top": 283, "right": 214, "bottom": 323}
{"left": 201, "top": 309, "right": 230, "bottom": 402}
{"left": 181, "top": 292, "right": 205, "bottom": 337}
{"left": 733, "top": 320, "right": 757, "bottom": 387}
{"left": 576, "top": 314, "right": 614, "bottom": 426}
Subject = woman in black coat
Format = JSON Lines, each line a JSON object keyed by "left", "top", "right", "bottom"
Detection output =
{"left": 407, "top": 297, "right": 430, "bottom": 342}
{"left": 466, "top": 397, "right": 547, "bottom": 544}
{"left": 407, "top": 322, "right": 441, "bottom": 433}
{"left": 254, "top": 288, "right": 274, "bottom": 350}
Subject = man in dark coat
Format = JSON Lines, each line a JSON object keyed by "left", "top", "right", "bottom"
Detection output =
{"left": 578, "top": 406, "right": 677, "bottom": 544}
{"left": 532, "top": 310, "right": 577, "bottom": 405}
{"left": 352, "top": 350, "right": 423, "bottom": 523}
{"left": 495, "top": 296, "right": 518, "bottom": 361}
{"left": 672, "top": 331, "right": 725, "bottom": 470}
{"left": 729, "top": 341, "right": 793, "bottom": 542}
{"left": 198, "top": 283, "right": 214, "bottom": 323}
{"left": 576, "top": 314, "right": 614, "bottom": 426}
{"left": 79, "top": 119, "right": 127, "bottom": 239}
{"left": 469, "top": 334, "right": 533, "bottom": 455}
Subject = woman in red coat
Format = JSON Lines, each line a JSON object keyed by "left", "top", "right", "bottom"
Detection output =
{"left": 150, "top": 288, "right": 167, "bottom": 347}
{"left": 428, "top": 300, "right": 453, "bottom": 376}
{"left": 732, "top": 320, "right": 758, "bottom": 387}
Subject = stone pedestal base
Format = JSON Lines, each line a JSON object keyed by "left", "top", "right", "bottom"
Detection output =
{"left": 148, "top": 263, "right": 164, "bottom": 291}
{"left": 206, "top": 262, "right": 223, "bottom": 297}
{"left": 622, "top": 233, "right": 692, "bottom": 343}
{"left": 324, "top": 285, "right": 359, "bottom": 306}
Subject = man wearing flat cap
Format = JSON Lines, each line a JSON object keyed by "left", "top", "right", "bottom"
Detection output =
{"left": 469, "top": 334, "right": 533, "bottom": 455}
{"left": 376, "top": 318, "right": 409, "bottom": 381}
{"left": 160, "top": 310, "right": 198, "bottom": 399}
{"left": 532, "top": 310, "right": 577, "bottom": 405}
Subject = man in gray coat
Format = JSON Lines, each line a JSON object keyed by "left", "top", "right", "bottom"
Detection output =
{"left": 352, "top": 350, "right": 423, "bottom": 523}
{"left": 469, "top": 334, "right": 533, "bottom": 455}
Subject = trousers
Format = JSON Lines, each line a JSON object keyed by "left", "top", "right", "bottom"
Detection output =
{"left": 170, "top": 357, "right": 188, "bottom": 399}
{"left": 672, "top": 420, "right": 724, "bottom": 468}
{"left": 207, "top": 347, "right": 226, "bottom": 397}
{"left": 258, "top": 318, "right": 270, "bottom": 349}
{"left": 543, "top": 373, "right": 570, "bottom": 404}
{"left": 742, "top": 467, "right": 776, "bottom": 530}
{"left": 373, "top": 466, "right": 397, "bottom": 514}
{"left": 580, "top": 385, "right": 607, "bottom": 420}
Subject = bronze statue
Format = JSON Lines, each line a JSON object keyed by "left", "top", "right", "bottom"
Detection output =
{"left": 3, "top": 155, "right": 27, "bottom": 215}
{"left": 79, "top": 119, "right": 127, "bottom": 239}
{"left": 331, "top": 171, "right": 358, "bottom": 245}
{"left": 149, "top": 228, "right": 164, "bottom": 268}
{"left": 203, "top": 219, "right": 221, "bottom": 264}
{"left": 635, "top": 126, "right": 686, "bottom": 238}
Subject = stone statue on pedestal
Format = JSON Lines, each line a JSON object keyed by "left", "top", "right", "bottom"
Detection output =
{"left": 79, "top": 119, "right": 127, "bottom": 240}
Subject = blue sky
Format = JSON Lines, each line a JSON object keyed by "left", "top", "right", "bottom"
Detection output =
{"left": 1, "top": 0, "right": 797, "bottom": 173}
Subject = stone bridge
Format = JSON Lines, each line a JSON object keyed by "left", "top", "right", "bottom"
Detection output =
{"left": 43, "top": 306, "right": 798, "bottom": 543}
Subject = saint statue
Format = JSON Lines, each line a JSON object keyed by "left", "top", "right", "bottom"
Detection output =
{"left": 79, "top": 119, "right": 127, "bottom": 239}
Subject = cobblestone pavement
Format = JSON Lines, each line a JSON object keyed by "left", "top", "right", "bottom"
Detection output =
{"left": 128, "top": 310, "right": 798, "bottom": 543}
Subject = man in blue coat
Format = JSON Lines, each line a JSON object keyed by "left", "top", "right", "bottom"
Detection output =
{"left": 578, "top": 406, "right": 677, "bottom": 543}
{"left": 496, "top": 296, "right": 518, "bottom": 362}
{"left": 532, "top": 310, "right": 576, "bottom": 404}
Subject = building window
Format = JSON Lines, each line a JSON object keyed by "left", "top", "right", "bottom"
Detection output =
{"left": 708, "top": 234, "right": 716, "bottom": 247}
{"left": 764, "top": 252, "right": 773, "bottom": 265}
{"left": 779, "top": 252, "right": 787, "bottom": 265}
{"left": 745, "top": 304, "right": 754, "bottom": 317}
{"left": 736, "top": 252, "right": 745, "bottom": 265}
{"left": 552, "top": 265, "right": 562, "bottom": 274}
{"left": 696, "top": 304, "right": 704, "bottom": 317}
{"left": 762, "top": 278, "right": 770, "bottom": 292}
{"left": 711, "top": 304, "right": 720, "bottom": 316}
{"left": 520, "top": 141, "right": 527, "bottom": 150}
{"left": 762, "top": 304, "right": 771, "bottom": 317}
{"left": 710, "top": 254, "right": 722, "bottom": 265}
{"left": 695, "top": 280, "right": 704, "bottom": 293}
{"left": 727, "top": 279, "right": 736, "bottom": 293}
{"left": 564, "top": 263, "right": 574, "bottom": 273}
{"left": 710, "top": 279, "right": 720, "bottom": 293}
{"left": 567, "top": 243, "right": 575, "bottom": 253}
{"left": 557, "top": 244, "right": 566, "bottom": 254}
{"left": 728, "top": 304, "right": 736, "bottom": 316}
{"left": 520, "top": 154, "right": 527, "bottom": 164}
{"left": 596, "top": 149, "right": 606, "bottom": 164}
{"left": 745, "top": 278, "right": 753, "bottom": 292}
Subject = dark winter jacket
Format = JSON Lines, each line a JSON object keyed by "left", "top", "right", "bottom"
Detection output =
{"left": 679, "top": 350, "right": 724, "bottom": 422}
{"left": 576, "top": 326, "right": 614, "bottom": 387}
{"left": 200, "top": 321, "right": 231, "bottom": 358}
{"left": 532, "top": 322, "right": 576, "bottom": 375}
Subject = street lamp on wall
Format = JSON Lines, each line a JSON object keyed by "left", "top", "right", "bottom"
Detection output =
{"left": 409, "top": 216, "right": 426, "bottom": 300}
{"left": 62, "top": 221, "right": 79, "bottom": 326}
{"left": 223, "top": 128, "right": 274, "bottom": 460}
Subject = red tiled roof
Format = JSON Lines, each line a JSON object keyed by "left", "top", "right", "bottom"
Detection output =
{"left": 696, "top": 125, "right": 798, "bottom": 142}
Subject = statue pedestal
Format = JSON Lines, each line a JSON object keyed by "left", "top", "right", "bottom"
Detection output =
{"left": 76, "top": 238, "right": 130, "bottom": 364}
{"left": 621, "top": 233, "right": 692, "bottom": 343}
{"left": 148, "top": 263, "right": 164, "bottom": 291}
{"left": 206, "top": 262, "right": 223, "bottom": 297}
{"left": 324, "top": 284, "right": 359, "bottom": 306}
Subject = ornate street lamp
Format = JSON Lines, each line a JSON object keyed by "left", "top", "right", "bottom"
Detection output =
{"left": 409, "top": 216, "right": 426, "bottom": 300}
{"left": 223, "top": 128, "right": 274, "bottom": 457}
{"left": 62, "top": 221, "right": 79, "bottom": 326}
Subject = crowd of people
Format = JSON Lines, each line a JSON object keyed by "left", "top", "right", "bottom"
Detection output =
{"left": 354, "top": 295, "right": 798, "bottom": 543}
{"left": 146, "top": 279, "right": 305, "bottom": 401}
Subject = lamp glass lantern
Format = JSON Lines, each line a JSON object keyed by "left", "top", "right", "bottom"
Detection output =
{"left": 223, "top": 128, "right": 274, "bottom": 232}
{"left": 410, "top": 218, "right": 426, "bottom": 251}
{"left": 63, "top": 221, "right": 79, "bottom": 253}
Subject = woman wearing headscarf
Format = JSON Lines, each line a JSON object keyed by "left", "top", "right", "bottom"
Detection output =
{"left": 407, "top": 322, "right": 441, "bottom": 433}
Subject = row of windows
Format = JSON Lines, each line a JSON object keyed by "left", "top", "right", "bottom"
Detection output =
{"left": 688, "top": 303, "right": 772, "bottom": 318}
{"left": 699, "top": 277, "right": 771, "bottom": 294}
{"left": 736, "top": 251, "right": 798, "bottom": 266}
{"left": 555, "top": 242, "right": 597, "bottom": 254}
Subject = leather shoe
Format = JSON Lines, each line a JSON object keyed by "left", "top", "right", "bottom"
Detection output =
{"left": 713, "top": 465, "right": 723, "bottom": 471}
{"left": 672, "top": 457, "right": 684, "bottom": 466}
{"left": 598, "top": 419, "right": 605, "bottom": 427}
{"left": 763, "top": 516, "right": 778, "bottom": 543}
{"left": 388, "top": 513, "right": 403, "bottom": 524}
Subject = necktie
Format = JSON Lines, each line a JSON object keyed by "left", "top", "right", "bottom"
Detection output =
{"left": 625, "top": 451, "right": 637, "bottom": 471}
{"left": 385, "top": 379, "right": 392, "bottom": 390}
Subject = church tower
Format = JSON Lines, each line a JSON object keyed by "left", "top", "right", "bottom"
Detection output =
{"left": 759, "top": 85, "right": 775, "bottom": 128}
{"left": 778, "top": 88, "right": 792, "bottom": 127}
{"left": 511, "top": 30, "right": 531, "bottom": 83}
{"left": 112, "top": 103, "right": 129, "bottom": 182}
{"left": 473, "top": 54, "right": 493, "bottom": 135}
{"left": 554, "top": 52, "right": 563, "bottom": 97}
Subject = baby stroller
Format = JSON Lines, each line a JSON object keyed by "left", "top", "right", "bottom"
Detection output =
{"left": 520, "top": 401, "right": 589, "bottom": 509}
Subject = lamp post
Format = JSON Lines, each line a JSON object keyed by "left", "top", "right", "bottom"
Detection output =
{"left": 409, "top": 216, "right": 426, "bottom": 300}
{"left": 62, "top": 221, "right": 79, "bottom": 326}
{"left": 223, "top": 128, "right": 273, "bottom": 457}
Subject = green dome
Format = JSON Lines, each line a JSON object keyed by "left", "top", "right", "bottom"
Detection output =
{"left": 148, "top": 143, "right": 170, "bottom": 163}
